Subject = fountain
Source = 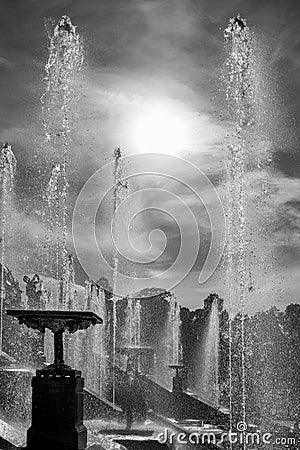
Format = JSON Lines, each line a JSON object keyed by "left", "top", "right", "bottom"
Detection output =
{"left": 38, "top": 15, "right": 111, "bottom": 402}
{"left": 125, "top": 296, "right": 141, "bottom": 349}
{"left": 200, "top": 299, "right": 220, "bottom": 407}
{"left": 7, "top": 309, "right": 102, "bottom": 450}
{"left": 111, "top": 147, "right": 128, "bottom": 405}
{"left": 41, "top": 15, "right": 83, "bottom": 305}
{"left": 0, "top": 13, "right": 239, "bottom": 450}
{"left": 0, "top": 143, "right": 16, "bottom": 354}
{"left": 40, "top": 267, "right": 109, "bottom": 399}
{"left": 168, "top": 294, "right": 182, "bottom": 367}
{"left": 115, "top": 291, "right": 183, "bottom": 390}
{"left": 80, "top": 279, "right": 108, "bottom": 395}
{"left": 186, "top": 295, "right": 222, "bottom": 409}
{"left": 42, "top": 164, "right": 62, "bottom": 282}
{"left": 224, "top": 14, "right": 253, "bottom": 428}
{"left": 117, "top": 346, "right": 154, "bottom": 374}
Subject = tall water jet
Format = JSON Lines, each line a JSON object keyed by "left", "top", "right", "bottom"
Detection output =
{"left": 188, "top": 296, "right": 221, "bottom": 407}
{"left": 200, "top": 300, "right": 220, "bottom": 408}
{"left": 111, "top": 147, "right": 128, "bottom": 404}
{"left": 125, "top": 296, "right": 141, "bottom": 348}
{"left": 0, "top": 143, "right": 16, "bottom": 351}
{"left": 41, "top": 16, "right": 83, "bottom": 305}
{"left": 80, "top": 280, "right": 107, "bottom": 394}
{"left": 224, "top": 15, "right": 253, "bottom": 429}
{"left": 43, "top": 164, "right": 62, "bottom": 283}
{"left": 122, "top": 289, "right": 174, "bottom": 388}
{"left": 168, "top": 294, "right": 182, "bottom": 366}
{"left": 143, "top": 291, "right": 182, "bottom": 390}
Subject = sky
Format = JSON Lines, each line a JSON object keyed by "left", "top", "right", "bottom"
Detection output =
{"left": 0, "top": 0, "right": 299, "bottom": 313}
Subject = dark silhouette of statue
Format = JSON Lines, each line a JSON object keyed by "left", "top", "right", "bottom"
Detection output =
{"left": 23, "top": 274, "right": 43, "bottom": 309}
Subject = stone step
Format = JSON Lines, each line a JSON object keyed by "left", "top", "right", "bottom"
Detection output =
{"left": 0, "top": 418, "right": 26, "bottom": 449}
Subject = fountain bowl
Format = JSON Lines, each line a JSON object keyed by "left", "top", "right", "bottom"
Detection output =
{"left": 6, "top": 309, "right": 103, "bottom": 333}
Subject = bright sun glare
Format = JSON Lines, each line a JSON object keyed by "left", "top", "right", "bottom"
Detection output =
{"left": 133, "top": 109, "right": 187, "bottom": 155}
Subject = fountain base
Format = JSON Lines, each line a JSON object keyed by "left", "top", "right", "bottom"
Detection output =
{"left": 26, "top": 368, "right": 87, "bottom": 450}
{"left": 6, "top": 309, "right": 103, "bottom": 450}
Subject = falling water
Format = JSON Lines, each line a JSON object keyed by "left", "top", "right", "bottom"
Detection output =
{"left": 41, "top": 16, "right": 83, "bottom": 305}
{"left": 224, "top": 15, "right": 253, "bottom": 430}
{"left": 64, "top": 254, "right": 76, "bottom": 309}
{"left": 134, "top": 299, "right": 141, "bottom": 349}
{"left": 168, "top": 294, "right": 182, "bottom": 365}
{"left": 0, "top": 143, "right": 16, "bottom": 351}
{"left": 83, "top": 280, "right": 107, "bottom": 394}
{"left": 126, "top": 296, "right": 141, "bottom": 347}
{"left": 120, "top": 297, "right": 142, "bottom": 373}
{"left": 111, "top": 147, "right": 128, "bottom": 404}
{"left": 126, "top": 297, "right": 133, "bottom": 346}
{"left": 43, "top": 164, "right": 62, "bottom": 283}
{"left": 202, "top": 301, "right": 220, "bottom": 407}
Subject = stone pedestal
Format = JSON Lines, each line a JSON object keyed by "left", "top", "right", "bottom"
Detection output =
{"left": 172, "top": 374, "right": 183, "bottom": 394}
{"left": 6, "top": 309, "right": 103, "bottom": 450}
{"left": 27, "top": 369, "right": 87, "bottom": 450}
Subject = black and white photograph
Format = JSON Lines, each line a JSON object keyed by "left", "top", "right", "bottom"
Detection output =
{"left": 0, "top": 1, "right": 299, "bottom": 449}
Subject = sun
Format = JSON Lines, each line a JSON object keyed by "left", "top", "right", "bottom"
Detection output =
{"left": 133, "top": 108, "right": 187, "bottom": 155}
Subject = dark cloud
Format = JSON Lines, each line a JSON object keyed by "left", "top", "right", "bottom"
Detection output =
{"left": 273, "top": 149, "right": 300, "bottom": 178}
{"left": 277, "top": 199, "right": 300, "bottom": 234}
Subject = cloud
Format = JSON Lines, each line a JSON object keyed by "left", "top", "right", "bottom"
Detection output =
{"left": 0, "top": 56, "right": 12, "bottom": 67}
{"left": 0, "top": 0, "right": 299, "bottom": 311}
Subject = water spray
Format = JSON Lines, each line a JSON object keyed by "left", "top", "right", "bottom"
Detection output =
{"left": 111, "top": 147, "right": 129, "bottom": 405}
{"left": 224, "top": 14, "right": 253, "bottom": 440}
{"left": 0, "top": 143, "right": 16, "bottom": 351}
{"left": 41, "top": 16, "right": 83, "bottom": 304}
